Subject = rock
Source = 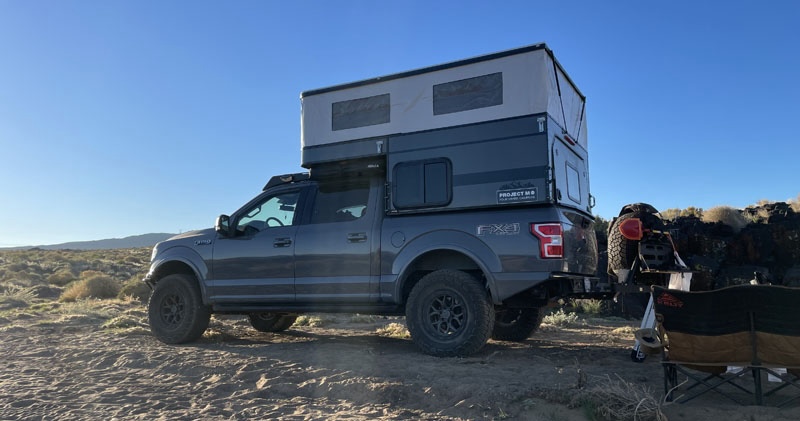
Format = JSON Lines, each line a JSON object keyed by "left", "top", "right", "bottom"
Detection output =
{"left": 600, "top": 201, "right": 800, "bottom": 289}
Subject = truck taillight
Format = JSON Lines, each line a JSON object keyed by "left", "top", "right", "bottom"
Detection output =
{"left": 531, "top": 223, "right": 563, "bottom": 259}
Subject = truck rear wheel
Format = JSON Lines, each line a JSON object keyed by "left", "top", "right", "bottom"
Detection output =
{"left": 148, "top": 274, "right": 210, "bottom": 344}
{"left": 491, "top": 307, "right": 545, "bottom": 341}
{"left": 405, "top": 270, "right": 494, "bottom": 357}
{"left": 248, "top": 313, "right": 298, "bottom": 332}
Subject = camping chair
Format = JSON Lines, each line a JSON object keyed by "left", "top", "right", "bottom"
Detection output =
{"left": 750, "top": 286, "right": 800, "bottom": 406}
{"left": 652, "top": 285, "right": 757, "bottom": 404}
{"left": 652, "top": 285, "right": 800, "bottom": 406}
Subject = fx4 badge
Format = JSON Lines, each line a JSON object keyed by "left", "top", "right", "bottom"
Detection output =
{"left": 476, "top": 223, "right": 520, "bottom": 236}
{"left": 194, "top": 239, "right": 213, "bottom": 246}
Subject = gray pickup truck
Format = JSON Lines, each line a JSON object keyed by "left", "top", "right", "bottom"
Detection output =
{"left": 144, "top": 44, "right": 607, "bottom": 356}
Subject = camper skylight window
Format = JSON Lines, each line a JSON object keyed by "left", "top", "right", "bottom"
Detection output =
{"left": 433, "top": 72, "right": 503, "bottom": 115}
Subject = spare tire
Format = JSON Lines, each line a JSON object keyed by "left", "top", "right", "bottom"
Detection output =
{"left": 607, "top": 204, "right": 665, "bottom": 277}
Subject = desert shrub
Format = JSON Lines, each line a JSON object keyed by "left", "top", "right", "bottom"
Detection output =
{"left": 659, "top": 207, "right": 704, "bottom": 221}
{"left": 47, "top": 268, "right": 76, "bottom": 286}
{"left": 681, "top": 206, "right": 703, "bottom": 218}
{"left": 702, "top": 205, "right": 748, "bottom": 233}
{"left": 659, "top": 208, "right": 681, "bottom": 221}
{"left": 575, "top": 299, "right": 605, "bottom": 315}
{"left": 60, "top": 273, "right": 120, "bottom": 302}
{"left": 743, "top": 206, "right": 771, "bottom": 224}
{"left": 102, "top": 309, "right": 149, "bottom": 333}
{"left": 542, "top": 308, "right": 580, "bottom": 327}
{"left": 376, "top": 322, "right": 410, "bottom": 338}
{"left": 118, "top": 275, "right": 150, "bottom": 303}
{"left": 294, "top": 315, "right": 325, "bottom": 327}
{"left": 593, "top": 216, "right": 609, "bottom": 242}
{"left": 790, "top": 194, "right": 800, "bottom": 213}
{"left": 0, "top": 285, "right": 37, "bottom": 309}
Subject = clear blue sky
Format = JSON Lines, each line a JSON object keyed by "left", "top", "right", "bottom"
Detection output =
{"left": 1, "top": 1, "right": 798, "bottom": 247}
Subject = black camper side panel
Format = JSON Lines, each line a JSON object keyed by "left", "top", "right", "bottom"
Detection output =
{"left": 386, "top": 114, "right": 551, "bottom": 213}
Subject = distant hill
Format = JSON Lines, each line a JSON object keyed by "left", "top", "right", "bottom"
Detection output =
{"left": 9, "top": 233, "right": 177, "bottom": 251}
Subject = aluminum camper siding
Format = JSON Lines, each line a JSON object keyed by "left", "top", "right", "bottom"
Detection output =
{"left": 385, "top": 114, "right": 551, "bottom": 212}
{"left": 300, "top": 43, "right": 587, "bottom": 168}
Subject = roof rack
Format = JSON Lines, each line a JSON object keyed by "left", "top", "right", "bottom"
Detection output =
{"left": 263, "top": 172, "right": 310, "bottom": 191}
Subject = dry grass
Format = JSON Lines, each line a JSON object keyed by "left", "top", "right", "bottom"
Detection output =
{"left": 376, "top": 322, "right": 410, "bottom": 338}
{"left": 46, "top": 269, "right": 76, "bottom": 286}
{"left": 60, "top": 272, "right": 120, "bottom": 302}
{"left": 0, "top": 285, "right": 37, "bottom": 310}
{"left": 534, "top": 364, "right": 665, "bottom": 421}
{"left": 101, "top": 308, "right": 150, "bottom": 335}
{"left": 702, "top": 205, "right": 749, "bottom": 233}
{"left": 542, "top": 308, "right": 581, "bottom": 328}
{"left": 118, "top": 275, "right": 151, "bottom": 302}
{"left": 294, "top": 314, "right": 326, "bottom": 327}
{"left": 791, "top": 194, "right": 800, "bottom": 213}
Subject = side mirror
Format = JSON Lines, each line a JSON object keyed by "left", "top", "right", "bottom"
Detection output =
{"left": 215, "top": 214, "right": 231, "bottom": 236}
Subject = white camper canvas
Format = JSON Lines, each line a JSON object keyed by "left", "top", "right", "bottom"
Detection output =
{"left": 300, "top": 44, "right": 587, "bottom": 159}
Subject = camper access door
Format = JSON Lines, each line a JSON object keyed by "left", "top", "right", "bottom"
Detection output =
{"left": 552, "top": 135, "right": 591, "bottom": 213}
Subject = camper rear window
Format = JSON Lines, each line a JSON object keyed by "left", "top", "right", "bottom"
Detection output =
{"left": 433, "top": 72, "right": 503, "bottom": 115}
{"left": 393, "top": 158, "right": 452, "bottom": 209}
{"left": 332, "top": 93, "right": 390, "bottom": 131}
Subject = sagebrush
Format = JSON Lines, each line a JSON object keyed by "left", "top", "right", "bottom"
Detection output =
{"left": 702, "top": 205, "right": 748, "bottom": 232}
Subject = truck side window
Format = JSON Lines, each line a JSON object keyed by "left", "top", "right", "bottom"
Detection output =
{"left": 236, "top": 191, "right": 300, "bottom": 234}
{"left": 311, "top": 182, "right": 370, "bottom": 224}
{"left": 393, "top": 158, "right": 452, "bottom": 209}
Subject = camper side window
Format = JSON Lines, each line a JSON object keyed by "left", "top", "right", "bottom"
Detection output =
{"left": 393, "top": 158, "right": 452, "bottom": 209}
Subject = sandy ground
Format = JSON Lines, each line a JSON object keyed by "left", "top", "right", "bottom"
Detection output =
{"left": 1, "top": 304, "right": 800, "bottom": 421}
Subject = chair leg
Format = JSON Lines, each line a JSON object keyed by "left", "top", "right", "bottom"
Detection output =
{"left": 753, "top": 368, "right": 763, "bottom": 405}
{"left": 673, "top": 366, "right": 754, "bottom": 404}
{"left": 664, "top": 364, "right": 677, "bottom": 402}
{"left": 761, "top": 369, "right": 800, "bottom": 407}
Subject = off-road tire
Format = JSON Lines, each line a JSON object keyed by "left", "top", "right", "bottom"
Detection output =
{"left": 491, "top": 307, "right": 545, "bottom": 341}
{"left": 405, "top": 270, "right": 494, "bottom": 357}
{"left": 607, "top": 209, "right": 666, "bottom": 276}
{"left": 148, "top": 274, "right": 210, "bottom": 344}
{"left": 248, "top": 313, "right": 298, "bottom": 332}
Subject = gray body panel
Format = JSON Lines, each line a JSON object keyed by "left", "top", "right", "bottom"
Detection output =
{"left": 145, "top": 178, "right": 600, "bottom": 313}
{"left": 209, "top": 225, "right": 297, "bottom": 303}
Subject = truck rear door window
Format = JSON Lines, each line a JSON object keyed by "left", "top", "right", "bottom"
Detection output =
{"left": 393, "top": 158, "right": 452, "bottom": 209}
{"left": 311, "top": 182, "right": 370, "bottom": 224}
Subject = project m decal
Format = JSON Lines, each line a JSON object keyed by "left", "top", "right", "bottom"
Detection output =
{"left": 497, "top": 187, "right": 537, "bottom": 204}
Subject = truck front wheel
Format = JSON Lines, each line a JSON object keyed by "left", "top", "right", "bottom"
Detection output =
{"left": 405, "top": 270, "right": 494, "bottom": 357}
{"left": 148, "top": 274, "right": 210, "bottom": 344}
{"left": 248, "top": 313, "right": 298, "bottom": 332}
{"left": 491, "top": 307, "right": 545, "bottom": 341}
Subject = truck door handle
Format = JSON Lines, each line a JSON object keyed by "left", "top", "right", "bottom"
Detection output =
{"left": 273, "top": 237, "right": 292, "bottom": 247}
{"left": 347, "top": 232, "right": 367, "bottom": 243}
